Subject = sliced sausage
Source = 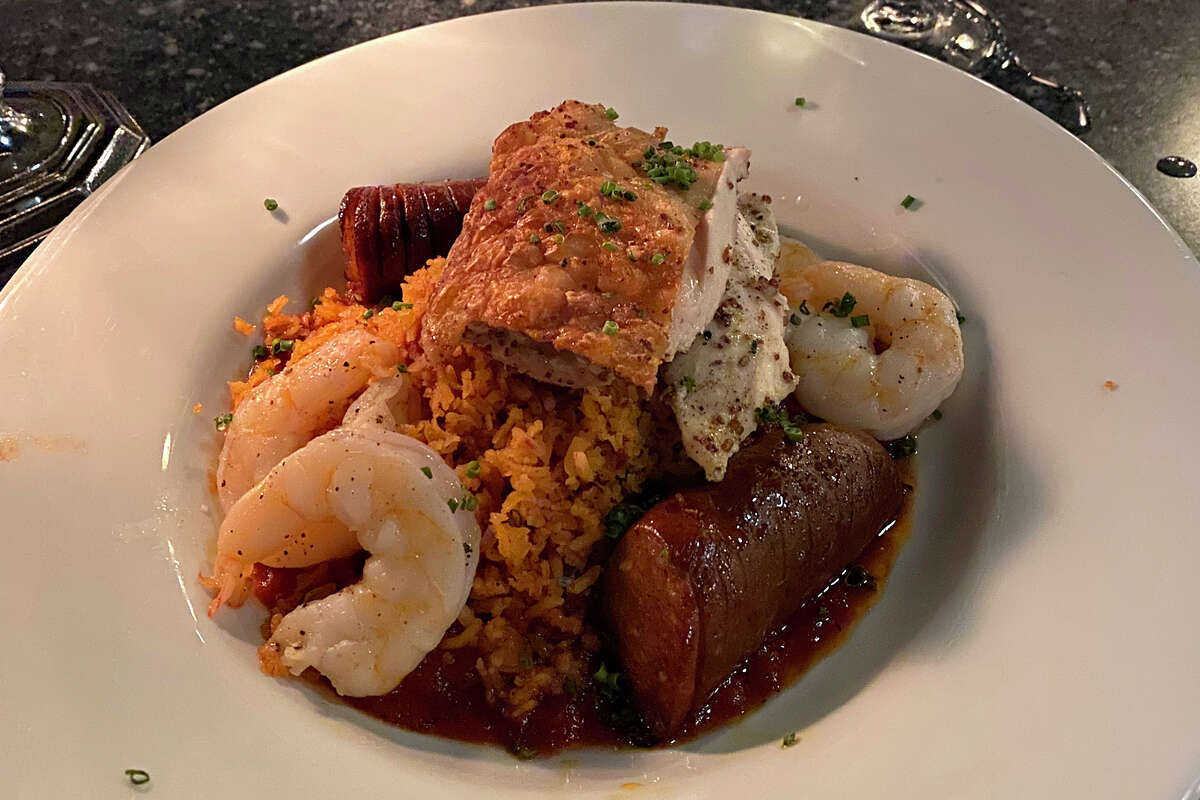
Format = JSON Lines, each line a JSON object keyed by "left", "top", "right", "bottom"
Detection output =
{"left": 603, "top": 424, "right": 904, "bottom": 739}
{"left": 338, "top": 178, "right": 486, "bottom": 303}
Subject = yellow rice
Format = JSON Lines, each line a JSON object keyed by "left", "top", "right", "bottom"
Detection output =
{"left": 233, "top": 258, "right": 663, "bottom": 716}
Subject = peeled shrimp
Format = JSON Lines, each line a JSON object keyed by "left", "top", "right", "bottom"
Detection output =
{"left": 777, "top": 242, "right": 964, "bottom": 441}
{"left": 340, "top": 373, "right": 422, "bottom": 432}
{"left": 208, "top": 425, "right": 480, "bottom": 696}
{"left": 215, "top": 328, "right": 399, "bottom": 512}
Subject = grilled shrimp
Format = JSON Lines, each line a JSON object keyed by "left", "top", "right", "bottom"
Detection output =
{"left": 208, "top": 426, "right": 480, "bottom": 696}
{"left": 215, "top": 328, "right": 399, "bottom": 512}
{"left": 777, "top": 242, "right": 964, "bottom": 441}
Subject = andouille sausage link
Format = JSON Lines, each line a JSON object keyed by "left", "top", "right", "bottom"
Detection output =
{"left": 603, "top": 424, "right": 904, "bottom": 739}
{"left": 339, "top": 178, "right": 486, "bottom": 303}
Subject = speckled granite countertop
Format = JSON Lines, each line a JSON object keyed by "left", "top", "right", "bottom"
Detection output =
{"left": 2, "top": 0, "right": 1198, "bottom": 252}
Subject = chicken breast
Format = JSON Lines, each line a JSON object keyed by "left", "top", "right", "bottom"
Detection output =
{"left": 663, "top": 195, "right": 797, "bottom": 480}
{"left": 420, "top": 100, "right": 750, "bottom": 391}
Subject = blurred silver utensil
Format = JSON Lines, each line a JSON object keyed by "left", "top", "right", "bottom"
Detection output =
{"left": 858, "top": 0, "right": 1091, "bottom": 134}
{"left": 0, "top": 65, "right": 150, "bottom": 281}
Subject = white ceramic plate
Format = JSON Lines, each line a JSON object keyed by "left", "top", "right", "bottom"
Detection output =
{"left": 2, "top": 4, "right": 1198, "bottom": 798}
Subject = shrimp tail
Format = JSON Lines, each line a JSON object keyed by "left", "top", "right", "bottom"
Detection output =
{"left": 203, "top": 556, "right": 253, "bottom": 617}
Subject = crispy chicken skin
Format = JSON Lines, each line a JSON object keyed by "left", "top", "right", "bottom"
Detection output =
{"left": 420, "top": 101, "right": 748, "bottom": 391}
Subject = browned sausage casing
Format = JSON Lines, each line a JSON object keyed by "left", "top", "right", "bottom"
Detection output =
{"left": 603, "top": 424, "right": 904, "bottom": 739}
{"left": 338, "top": 178, "right": 486, "bottom": 303}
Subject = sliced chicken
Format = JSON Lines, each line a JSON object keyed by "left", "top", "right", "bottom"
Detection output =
{"left": 420, "top": 100, "right": 750, "bottom": 392}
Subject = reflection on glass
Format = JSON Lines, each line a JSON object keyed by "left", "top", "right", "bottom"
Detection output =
{"left": 858, "top": 0, "right": 1091, "bottom": 134}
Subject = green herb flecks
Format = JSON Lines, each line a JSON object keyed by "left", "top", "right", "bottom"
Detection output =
{"left": 931, "top": 409, "right": 943, "bottom": 421}
{"left": 396, "top": 364, "right": 408, "bottom": 373}
{"left": 886, "top": 435, "right": 918, "bottom": 459}
{"left": 541, "top": 189, "right": 559, "bottom": 204}
{"left": 252, "top": 344, "right": 269, "bottom": 360}
{"left": 465, "top": 460, "right": 481, "bottom": 479}
{"left": 604, "top": 107, "right": 619, "bottom": 121}
{"left": 782, "top": 731, "right": 799, "bottom": 748}
{"left": 822, "top": 292, "right": 857, "bottom": 318}
{"left": 602, "top": 320, "right": 619, "bottom": 336}
{"left": 850, "top": 314, "right": 870, "bottom": 328}
{"left": 420, "top": 466, "right": 433, "bottom": 479}
{"left": 263, "top": 198, "right": 278, "bottom": 212}
{"left": 603, "top": 483, "right": 667, "bottom": 540}
{"left": 794, "top": 97, "right": 806, "bottom": 107}
{"left": 213, "top": 413, "right": 233, "bottom": 432}
{"left": 681, "top": 375, "right": 696, "bottom": 394}
{"left": 900, "top": 194, "right": 918, "bottom": 209}
{"left": 483, "top": 198, "right": 498, "bottom": 211}
{"left": 650, "top": 252, "right": 665, "bottom": 265}
{"left": 124, "top": 769, "right": 150, "bottom": 786}
{"left": 755, "top": 404, "right": 805, "bottom": 443}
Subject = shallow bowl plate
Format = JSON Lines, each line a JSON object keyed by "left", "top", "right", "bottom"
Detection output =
{"left": 1, "top": 3, "right": 1198, "bottom": 798}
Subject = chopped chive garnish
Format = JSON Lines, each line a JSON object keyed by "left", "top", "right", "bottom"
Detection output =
{"left": 362, "top": 309, "right": 374, "bottom": 319}
{"left": 782, "top": 732, "right": 798, "bottom": 748}
{"left": 310, "top": 297, "right": 322, "bottom": 308}
{"left": 252, "top": 344, "right": 269, "bottom": 360}
{"left": 550, "top": 219, "right": 565, "bottom": 233}
{"left": 650, "top": 252, "right": 665, "bottom": 265}
{"left": 956, "top": 311, "right": 966, "bottom": 324}
{"left": 794, "top": 97, "right": 806, "bottom": 107}
{"left": 263, "top": 198, "right": 278, "bottom": 212}
{"left": 461, "top": 494, "right": 478, "bottom": 512}
{"left": 602, "top": 320, "right": 619, "bottom": 335}
{"left": 850, "top": 314, "right": 870, "bottom": 327}
{"left": 541, "top": 189, "right": 559, "bottom": 204}
{"left": 465, "top": 460, "right": 481, "bottom": 478}
{"left": 214, "top": 413, "right": 233, "bottom": 431}
{"left": 394, "top": 301, "right": 413, "bottom": 310}
{"left": 789, "top": 313, "right": 802, "bottom": 325}
{"left": 600, "top": 180, "right": 616, "bottom": 196}
{"left": 602, "top": 291, "right": 614, "bottom": 298}
{"left": 824, "top": 292, "right": 857, "bottom": 317}
{"left": 552, "top": 233, "right": 565, "bottom": 244}
{"left": 270, "top": 338, "right": 294, "bottom": 353}
{"left": 577, "top": 203, "right": 594, "bottom": 218}
{"left": 529, "top": 232, "right": 541, "bottom": 244}
{"left": 602, "top": 241, "right": 618, "bottom": 251}
{"left": 886, "top": 435, "right": 918, "bottom": 459}
{"left": 681, "top": 375, "right": 696, "bottom": 393}
{"left": 396, "top": 364, "right": 407, "bottom": 373}
{"left": 698, "top": 200, "right": 713, "bottom": 211}
{"left": 604, "top": 107, "right": 619, "bottom": 121}
{"left": 124, "top": 769, "right": 151, "bottom": 786}
{"left": 900, "top": 194, "right": 917, "bottom": 209}
{"left": 750, "top": 339, "right": 759, "bottom": 354}
{"left": 931, "top": 409, "right": 943, "bottom": 421}
{"left": 586, "top": 138, "right": 597, "bottom": 146}
{"left": 517, "top": 193, "right": 537, "bottom": 213}
{"left": 447, "top": 498, "right": 459, "bottom": 512}
{"left": 597, "top": 215, "right": 621, "bottom": 233}
{"left": 420, "top": 466, "right": 433, "bottom": 479}
{"left": 483, "top": 198, "right": 498, "bottom": 211}
{"left": 798, "top": 299, "right": 810, "bottom": 315}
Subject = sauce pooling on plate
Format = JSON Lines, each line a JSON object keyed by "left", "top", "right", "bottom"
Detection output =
{"left": 252, "top": 463, "right": 915, "bottom": 756}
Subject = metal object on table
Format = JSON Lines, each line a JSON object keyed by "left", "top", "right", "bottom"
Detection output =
{"left": 857, "top": 0, "right": 1091, "bottom": 135}
{"left": 0, "top": 67, "right": 150, "bottom": 284}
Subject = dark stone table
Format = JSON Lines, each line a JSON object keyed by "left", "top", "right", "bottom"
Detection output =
{"left": 3, "top": 0, "right": 1198, "bottom": 253}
